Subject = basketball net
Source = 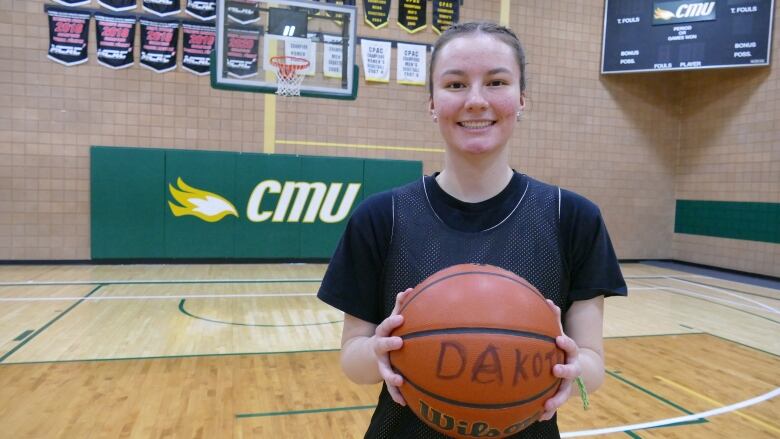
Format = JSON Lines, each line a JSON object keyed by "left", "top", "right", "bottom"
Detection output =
{"left": 270, "top": 56, "right": 309, "bottom": 97}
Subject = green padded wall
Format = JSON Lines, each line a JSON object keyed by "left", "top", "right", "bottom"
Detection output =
{"left": 675, "top": 200, "right": 780, "bottom": 244}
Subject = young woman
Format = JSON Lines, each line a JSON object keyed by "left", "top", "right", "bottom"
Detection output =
{"left": 318, "top": 21, "right": 627, "bottom": 438}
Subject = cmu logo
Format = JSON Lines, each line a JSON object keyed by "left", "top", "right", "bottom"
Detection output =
{"left": 653, "top": 1, "right": 716, "bottom": 25}
{"left": 168, "top": 177, "right": 362, "bottom": 224}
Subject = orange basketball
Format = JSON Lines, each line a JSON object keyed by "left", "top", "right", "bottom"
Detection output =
{"left": 389, "top": 264, "right": 564, "bottom": 438}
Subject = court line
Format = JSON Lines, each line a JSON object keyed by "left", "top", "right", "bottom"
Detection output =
{"left": 560, "top": 387, "right": 780, "bottom": 437}
{"left": 606, "top": 371, "right": 694, "bottom": 415}
{"left": 629, "top": 285, "right": 775, "bottom": 314}
{"left": 178, "top": 298, "right": 343, "bottom": 327}
{"left": 669, "top": 277, "right": 780, "bottom": 313}
{"left": 0, "top": 284, "right": 103, "bottom": 363}
{"left": 670, "top": 277, "right": 780, "bottom": 301}
{"left": 236, "top": 404, "right": 376, "bottom": 418}
{"left": 0, "top": 278, "right": 323, "bottom": 286}
{"left": 655, "top": 376, "right": 780, "bottom": 435}
{"left": 0, "top": 292, "right": 319, "bottom": 302}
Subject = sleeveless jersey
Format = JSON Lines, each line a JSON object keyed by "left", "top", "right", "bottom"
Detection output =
{"left": 365, "top": 176, "right": 566, "bottom": 438}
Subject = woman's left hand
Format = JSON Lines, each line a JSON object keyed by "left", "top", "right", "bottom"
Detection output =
{"left": 539, "top": 299, "right": 582, "bottom": 421}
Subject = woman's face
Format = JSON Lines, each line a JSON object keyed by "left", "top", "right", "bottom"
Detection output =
{"left": 430, "top": 33, "right": 525, "bottom": 157}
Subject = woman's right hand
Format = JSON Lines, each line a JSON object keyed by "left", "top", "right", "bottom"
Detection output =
{"left": 372, "top": 287, "right": 413, "bottom": 406}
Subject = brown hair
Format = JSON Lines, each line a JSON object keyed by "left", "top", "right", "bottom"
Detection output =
{"left": 428, "top": 21, "right": 527, "bottom": 96}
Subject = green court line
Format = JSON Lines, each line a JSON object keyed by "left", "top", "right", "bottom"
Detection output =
{"left": 607, "top": 371, "right": 697, "bottom": 416}
{"left": 625, "top": 431, "right": 642, "bottom": 438}
{"left": 604, "top": 332, "right": 702, "bottom": 340}
{"left": 13, "top": 329, "right": 34, "bottom": 341}
{"left": 679, "top": 324, "right": 695, "bottom": 330}
{"left": 0, "top": 279, "right": 323, "bottom": 287}
{"left": 178, "top": 299, "right": 343, "bottom": 327}
{"left": 236, "top": 404, "right": 376, "bottom": 419}
{"left": 0, "top": 347, "right": 341, "bottom": 366}
{"left": 703, "top": 332, "right": 779, "bottom": 358}
{"left": 0, "top": 284, "right": 103, "bottom": 363}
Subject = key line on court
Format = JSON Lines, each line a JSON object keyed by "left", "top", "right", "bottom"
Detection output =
{"left": 178, "top": 298, "right": 343, "bottom": 327}
{"left": 0, "top": 278, "right": 323, "bottom": 286}
{"left": 0, "top": 292, "right": 320, "bottom": 302}
{"left": 629, "top": 285, "right": 776, "bottom": 315}
{"left": 669, "top": 277, "right": 780, "bottom": 301}
{"left": 0, "top": 284, "right": 104, "bottom": 363}
{"left": 560, "top": 387, "right": 780, "bottom": 437}
{"left": 654, "top": 376, "right": 780, "bottom": 435}
{"left": 668, "top": 276, "right": 780, "bottom": 313}
{"left": 236, "top": 404, "right": 377, "bottom": 418}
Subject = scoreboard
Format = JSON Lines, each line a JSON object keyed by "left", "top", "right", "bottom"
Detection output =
{"left": 601, "top": 0, "right": 775, "bottom": 73}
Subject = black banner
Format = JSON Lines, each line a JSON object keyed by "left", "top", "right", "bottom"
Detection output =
{"left": 226, "top": 27, "right": 259, "bottom": 78}
{"left": 227, "top": 0, "right": 260, "bottom": 24}
{"left": 363, "top": 0, "right": 390, "bottom": 29}
{"left": 182, "top": 23, "right": 215, "bottom": 75}
{"left": 398, "top": 0, "right": 426, "bottom": 33}
{"left": 140, "top": 19, "right": 179, "bottom": 72}
{"left": 185, "top": 0, "right": 216, "bottom": 20}
{"left": 143, "top": 0, "right": 180, "bottom": 17}
{"left": 97, "top": 0, "right": 137, "bottom": 11}
{"left": 95, "top": 13, "right": 136, "bottom": 69}
{"left": 432, "top": 0, "right": 459, "bottom": 34}
{"left": 47, "top": 7, "right": 90, "bottom": 66}
{"left": 53, "top": 0, "right": 91, "bottom": 7}
{"left": 324, "top": 0, "right": 355, "bottom": 22}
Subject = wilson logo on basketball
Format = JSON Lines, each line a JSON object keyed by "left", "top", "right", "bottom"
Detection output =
{"left": 418, "top": 400, "right": 541, "bottom": 437}
{"left": 167, "top": 177, "right": 362, "bottom": 224}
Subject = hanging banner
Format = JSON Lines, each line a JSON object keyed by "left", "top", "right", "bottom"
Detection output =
{"left": 398, "top": 0, "right": 427, "bottom": 33}
{"left": 396, "top": 43, "right": 426, "bottom": 85}
{"left": 226, "top": 27, "right": 259, "bottom": 78}
{"left": 47, "top": 7, "right": 90, "bottom": 66}
{"left": 363, "top": 0, "right": 390, "bottom": 29}
{"left": 323, "top": 35, "right": 343, "bottom": 79}
{"left": 432, "top": 0, "right": 459, "bottom": 34}
{"left": 97, "top": 0, "right": 137, "bottom": 11}
{"left": 139, "top": 19, "right": 179, "bottom": 72}
{"left": 227, "top": 0, "right": 260, "bottom": 24}
{"left": 285, "top": 37, "right": 316, "bottom": 76}
{"left": 52, "top": 0, "right": 90, "bottom": 7}
{"left": 360, "top": 39, "right": 391, "bottom": 83}
{"left": 95, "top": 13, "right": 136, "bottom": 69}
{"left": 324, "top": 0, "right": 355, "bottom": 22}
{"left": 143, "top": 0, "right": 180, "bottom": 17}
{"left": 185, "top": 0, "right": 216, "bottom": 20}
{"left": 182, "top": 23, "right": 215, "bottom": 75}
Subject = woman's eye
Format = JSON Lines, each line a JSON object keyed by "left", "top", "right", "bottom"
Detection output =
{"left": 488, "top": 80, "right": 507, "bottom": 87}
{"left": 446, "top": 82, "right": 465, "bottom": 89}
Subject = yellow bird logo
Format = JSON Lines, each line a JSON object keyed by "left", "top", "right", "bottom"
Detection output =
{"left": 654, "top": 7, "right": 676, "bottom": 20}
{"left": 168, "top": 177, "right": 238, "bottom": 222}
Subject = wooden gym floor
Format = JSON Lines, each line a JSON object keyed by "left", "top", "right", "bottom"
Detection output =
{"left": 0, "top": 262, "right": 777, "bottom": 438}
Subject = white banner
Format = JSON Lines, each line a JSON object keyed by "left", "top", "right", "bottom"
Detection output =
{"left": 396, "top": 43, "right": 426, "bottom": 85}
{"left": 361, "top": 39, "right": 391, "bottom": 83}
{"left": 323, "top": 35, "right": 343, "bottom": 79}
{"left": 285, "top": 37, "right": 316, "bottom": 76}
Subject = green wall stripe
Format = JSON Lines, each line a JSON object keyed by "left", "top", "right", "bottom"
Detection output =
{"left": 675, "top": 200, "right": 780, "bottom": 243}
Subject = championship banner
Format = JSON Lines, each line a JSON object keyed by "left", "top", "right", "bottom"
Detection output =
{"left": 143, "top": 0, "right": 180, "bottom": 17}
{"left": 139, "top": 19, "right": 179, "bottom": 73}
{"left": 396, "top": 43, "right": 426, "bottom": 85}
{"left": 47, "top": 7, "right": 90, "bottom": 66}
{"left": 52, "top": 0, "right": 90, "bottom": 7}
{"left": 398, "top": 0, "right": 427, "bottom": 33}
{"left": 323, "top": 35, "right": 343, "bottom": 79}
{"left": 363, "top": 0, "right": 390, "bottom": 29}
{"left": 95, "top": 13, "right": 136, "bottom": 69}
{"left": 182, "top": 23, "right": 216, "bottom": 75}
{"left": 285, "top": 37, "right": 316, "bottom": 76}
{"left": 324, "top": 0, "right": 355, "bottom": 22}
{"left": 226, "top": 27, "right": 259, "bottom": 78}
{"left": 185, "top": 0, "right": 217, "bottom": 20}
{"left": 97, "top": 0, "right": 137, "bottom": 12}
{"left": 432, "top": 0, "right": 459, "bottom": 34}
{"left": 227, "top": 0, "right": 260, "bottom": 24}
{"left": 360, "top": 39, "right": 391, "bottom": 82}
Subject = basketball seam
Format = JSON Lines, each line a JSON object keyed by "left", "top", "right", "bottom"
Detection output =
{"left": 399, "top": 327, "right": 557, "bottom": 343}
{"left": 399, "top": 269, "right": 546, "bottom": 314}
{"left": 401, "top": 375, "right": 561, "bottom": 410}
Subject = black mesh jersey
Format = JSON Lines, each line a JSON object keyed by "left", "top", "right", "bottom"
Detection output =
{"left": 318, "top": 172, "right": 627, "bottom": 439}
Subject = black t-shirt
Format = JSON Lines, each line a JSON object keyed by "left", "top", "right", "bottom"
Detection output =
{"left": 319, "top": 172, "right": 627, "bottom": 325}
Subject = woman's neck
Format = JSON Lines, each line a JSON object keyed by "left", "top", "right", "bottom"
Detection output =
{"left": 436, "top": 153, "right": 514, "bottom": 203}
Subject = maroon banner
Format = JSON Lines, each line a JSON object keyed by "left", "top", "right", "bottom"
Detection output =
{"left": 95, "top": 13, "right": 136, "bottom": 69}
{"left": 143, "top": 0, "right": 180, "bottom": 17}
{"left": 226, "top": 27, "right": 259, "bottom": 78}
{"left": 182, "top": 23, "right": 216, "bottom": 75}
{"left": 432, "top": 0, "right": 459, "bottom": 34}
{"left": 140, "top": 19, "right": 179, "bottom": 72}
{"left": 97, "top": 0, "right": 137, "bottom": 11}
{"left": 47, "top": 7, "right": 90, "bottom": 66}
{"left": 185, "top": 0, "right": 216, "bottom": 20}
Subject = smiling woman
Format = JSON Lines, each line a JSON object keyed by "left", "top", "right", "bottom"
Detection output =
{"left": 317, "top": 21, "right": 627, "bottom": 439}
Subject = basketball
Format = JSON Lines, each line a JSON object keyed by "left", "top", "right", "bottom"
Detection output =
{"left": 389, "top": 264, "right": 565, "bottom": 438}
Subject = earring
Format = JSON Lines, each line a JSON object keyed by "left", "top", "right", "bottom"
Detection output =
{"left": 431, "top": 112, "right": 439, "bottom": 123}
{"left": 516, "top": 111, "right": 523, "bottom": 122}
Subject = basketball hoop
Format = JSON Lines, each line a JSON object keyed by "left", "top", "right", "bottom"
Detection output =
{"left": 270, "top": 55, "right": 310, "bottom": 97}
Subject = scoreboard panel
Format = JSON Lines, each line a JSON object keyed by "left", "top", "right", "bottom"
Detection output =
{"left": 601, "top": 0, "right": 775, "bottom": 73}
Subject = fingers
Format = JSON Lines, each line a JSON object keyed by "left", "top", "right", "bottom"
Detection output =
{"left": 545, "top": 299, "right": 564, "bottom": 333}
{"left": 391, "top": 288, "right": 414, "bottom": 316}
{"left": 374, "top": 288, "right": 413, "bottom": 407}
